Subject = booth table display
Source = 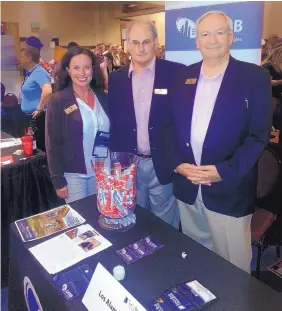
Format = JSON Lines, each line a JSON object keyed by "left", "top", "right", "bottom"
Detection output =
{"left": 9, "top": 195, "right": 282, "bottom": 311}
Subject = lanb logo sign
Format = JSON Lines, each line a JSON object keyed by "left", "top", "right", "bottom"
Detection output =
{"left": 176, "top": 17, "right": 243, "bottom": 39}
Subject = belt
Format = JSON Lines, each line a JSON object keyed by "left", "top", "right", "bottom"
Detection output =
{"left": 136, "top": 154, "right": 152, "bottom": 159}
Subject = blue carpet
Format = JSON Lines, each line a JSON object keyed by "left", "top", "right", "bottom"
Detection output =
{"left": 1, "top": 246, "right": 281, "bottom": 311}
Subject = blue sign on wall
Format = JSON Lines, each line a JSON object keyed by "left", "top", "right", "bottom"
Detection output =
{"left": 166, "top": 1, "right": 264, "bottom": 51}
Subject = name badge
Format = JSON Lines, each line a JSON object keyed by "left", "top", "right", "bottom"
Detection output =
{"left": 185, "top": 78, "right": 197, "bottom": 85}
{"left": 92, "top": 131, "right": 110, "bottom": 158}
{"left": 154, "top": 89, "right": 168, "bottom": 95}
{"left": 64, "top": 104, "right": 78, "bottom": 115}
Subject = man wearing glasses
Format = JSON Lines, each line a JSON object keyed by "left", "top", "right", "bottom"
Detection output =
{"left": 108, "top": 20, "right": 185, "bottom": 228}
{"left": 169, "top": 11, "right": 272, "bottom": 272}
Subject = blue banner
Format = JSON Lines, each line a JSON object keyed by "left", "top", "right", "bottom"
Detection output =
{"left": 166, "top": 1, "right": 264, "bottom": 51}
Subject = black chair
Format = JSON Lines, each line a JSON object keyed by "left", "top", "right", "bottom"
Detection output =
{"left": 1, "top": 93, "right": 28, "bottom": 137}
{"left": 251, "top": 144, "right": 282, "bottom": 279}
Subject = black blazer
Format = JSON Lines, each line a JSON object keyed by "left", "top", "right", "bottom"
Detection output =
{"left": 45, "top": 85, "right": 109, "bottom": 190}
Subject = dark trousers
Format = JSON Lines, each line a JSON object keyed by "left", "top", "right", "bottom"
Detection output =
{"left": 25, "top": 112, "right": 46, "bottom": 151}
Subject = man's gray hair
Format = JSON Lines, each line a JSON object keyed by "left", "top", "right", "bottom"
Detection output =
{"left": 125, "top": 20, "right": 158, "bottom": 41}
{"left": 196, "top": 11, "right": 233, "bottom": 33}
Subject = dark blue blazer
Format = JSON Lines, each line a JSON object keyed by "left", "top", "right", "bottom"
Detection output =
{"left": 108, "top": 58, "right": 186, "bottom": 185}
{"left": 170, "top": 56, "right": 272, "bottom": 217}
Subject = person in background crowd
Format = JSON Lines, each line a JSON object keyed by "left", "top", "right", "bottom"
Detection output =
{"left": 117, "top": 45, "right": 123, "bottom": 55}
{"left": 120, "top": 51, "right": 130, "bottom": 66}
{"left": 156, "top": 46, "right": 165, "bottom": 59}
{"left": 96, "top": 43, "right": 105, "bottom": 64}
{"left": 91, "top": 46, "right": 96, "bottom": 55}
{"left": 262, "top": 46, "right": 282, "bottom": 143}
{"left": 108, "top": 20, "right": 186, "bottom": 228}
{"left": 169, "top": 11, "right": 272, "bottom": 273}
{"left": 95, "top": 43, "right": 107, "bottom": 90}
{"left": 262, "top": 47, "right": 282, "bottom": 101}
{"left": 111, "top": 44, "right": 121, "bottom": 68}
{"left": 103, "top": 51, "right": 114, "bottom": 74}
{"left": 105, "top": 43, "right": 112, "bottom": 52}
{"left": 267, "top": 34, "right": 280, "bottom": 55}
{"left": 159, "top": 46, "right": 165, "bottom": 59}
{"left": 261, "top": 39, "right": 268, "bottom": 63}
{"left": 19, "top": 46, "right": 52, "bottom": 134}
{"left": 46, "top": 46, "right": 109, "bottom": 203}
{"left": 1, "top": 83, "right": 5, "bottom": 103}
{"left": 67, "top": 42, "right": 79, "bottom": 50}
{"left": 273, "top": 41, "right": 282, "bottom": 50}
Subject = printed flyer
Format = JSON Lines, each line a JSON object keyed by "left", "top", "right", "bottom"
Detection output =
{"left": 15, "top": 205, "right": 85, "bottom": 242}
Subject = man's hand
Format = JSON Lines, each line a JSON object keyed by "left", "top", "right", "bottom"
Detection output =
{"left": 271, "top": 80, "right": 282, "bottom": 86}
{"left": 32, "top": 110, "right": 41, "bottom": 119}
{"left": 197, "top": 165, "right": 222, "bottom": 183}
{"left": 175, "top": 163, "right": 211, "bottom": 185}
{"left": 56, "top": 186, "right": 68, "bottom": 199}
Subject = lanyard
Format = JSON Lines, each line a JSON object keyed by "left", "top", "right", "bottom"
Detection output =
{"left": 74, "top": 90, "right": 103, "bottom": 131}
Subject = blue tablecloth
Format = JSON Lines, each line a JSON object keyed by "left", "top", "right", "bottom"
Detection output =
{"left": 8, "top": 195, "right": 282, "bottom": 310}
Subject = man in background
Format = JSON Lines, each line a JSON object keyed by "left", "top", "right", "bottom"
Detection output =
{"left": 96, "top": 43, "right": 105, "bottom": 64}
{"left": 67, "top": 42, "right": 79, "bottom": 50}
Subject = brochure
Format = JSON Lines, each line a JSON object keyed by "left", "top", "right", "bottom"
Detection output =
{"left": 15, "top": 205, "right": 85, "bottom": 242}
{"left": 29, "top": 224, "right": 112, "bottom": 274}
{"left": 0, "top": 155, "right": 14, "bottom": 166}
{"left": 0, "top": 137, "right": 22, "bottom": 149}
{"left": 268, "top": 259, "right": 282, "bottom": 279}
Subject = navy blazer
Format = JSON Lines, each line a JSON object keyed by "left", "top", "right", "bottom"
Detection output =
{"left": 45, "top": 85, "right": 108, "bottom": 189}
{"left": 108, "top": 58, "right": 186, "bottom": 185}
{"left": 170, "top": 57, "right": 272, "bottom": 217}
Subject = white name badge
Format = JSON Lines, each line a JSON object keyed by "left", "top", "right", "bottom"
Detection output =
{"left": 154, "top": 88, "right": 167, "bottom": 95}
{"left": 82, "top": 263, "right": 146, "bottom": 311}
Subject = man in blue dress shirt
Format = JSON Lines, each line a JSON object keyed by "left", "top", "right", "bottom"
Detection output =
{"left": 170, "top": 11, "right": 272, "bottom": 272}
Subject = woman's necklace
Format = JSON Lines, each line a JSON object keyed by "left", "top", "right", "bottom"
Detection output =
{"left": 74, "top": 88, "right": 89, "bottom": 105}
{"left": 74, "top": 88, "right": 95, "bottom": 110}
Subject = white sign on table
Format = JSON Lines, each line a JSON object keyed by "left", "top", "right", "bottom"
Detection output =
{"left": 82, "top": 263, "right": 147, "bottom": 311}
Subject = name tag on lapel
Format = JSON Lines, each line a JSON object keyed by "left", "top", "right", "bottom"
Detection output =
{"left": 154, "top": 88, "right": 168, "bottom": 95}
{"left": 185, "top": 78, "right": 197, "bottom": 85}
{"left": 64, "top": 104, "right": 78, "bottom": 115}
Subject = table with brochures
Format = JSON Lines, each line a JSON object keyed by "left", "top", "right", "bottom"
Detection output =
{"left": 8, "top": 195, "right": 282, "bottom": 311}
{"left": 1, "top": 131, "right": 62, "bottom": 287}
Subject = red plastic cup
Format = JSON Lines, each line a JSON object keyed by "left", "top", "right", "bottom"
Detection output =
{"left": 21, "top": 136, "right": 33, "bottom": 157}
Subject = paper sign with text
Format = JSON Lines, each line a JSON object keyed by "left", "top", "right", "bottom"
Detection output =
{"left": 82, "top": 263, "right": 147, "bottom": 311}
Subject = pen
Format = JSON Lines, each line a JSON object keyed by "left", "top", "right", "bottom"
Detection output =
{"left": 245, "top": 98, "right": 248, "bottom": 108}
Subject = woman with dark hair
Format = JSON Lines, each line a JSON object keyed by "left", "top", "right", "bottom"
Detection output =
{"left": 103, "top": 52, "right": 114, "bottom": 74}
{"left": 262, "top": 47, "right": 282, "bottom": 143}
{"left": 46, "top": 46, "right": 110, "bottom": 203}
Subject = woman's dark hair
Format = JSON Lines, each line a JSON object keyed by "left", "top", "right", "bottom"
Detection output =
{"left": 103, "top": 52, "right": 113, "bottom": 64}
{"left": 55, "top": 46, "right": 104, "bottom": 91}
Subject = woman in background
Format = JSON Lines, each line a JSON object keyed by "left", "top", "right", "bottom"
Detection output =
{"left": 46, "top": 46, "right": 110, "bottom": 203}
{"left": 262, "top": 47, "right": 282, "bottom": 143}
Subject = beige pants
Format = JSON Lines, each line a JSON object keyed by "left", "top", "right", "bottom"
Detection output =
{"left": 177, "top": 188, "right": 253, "bottom": 273}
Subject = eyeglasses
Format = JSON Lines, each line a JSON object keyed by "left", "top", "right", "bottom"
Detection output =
{"left": 128, "top": 39, "right": 154, "bottom": 48}
{"left": 199, "top": 29, "right": 231, "bottom": 38}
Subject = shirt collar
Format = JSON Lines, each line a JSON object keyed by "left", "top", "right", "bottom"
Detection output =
{"left": 200, "top": 61, "right": 227, "bottom": 80}
{"left": 128, "top": 56, "right": 156, "bottom": 78}
{"left": 27, "top": 64, "right": 40, "bottom": 75}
